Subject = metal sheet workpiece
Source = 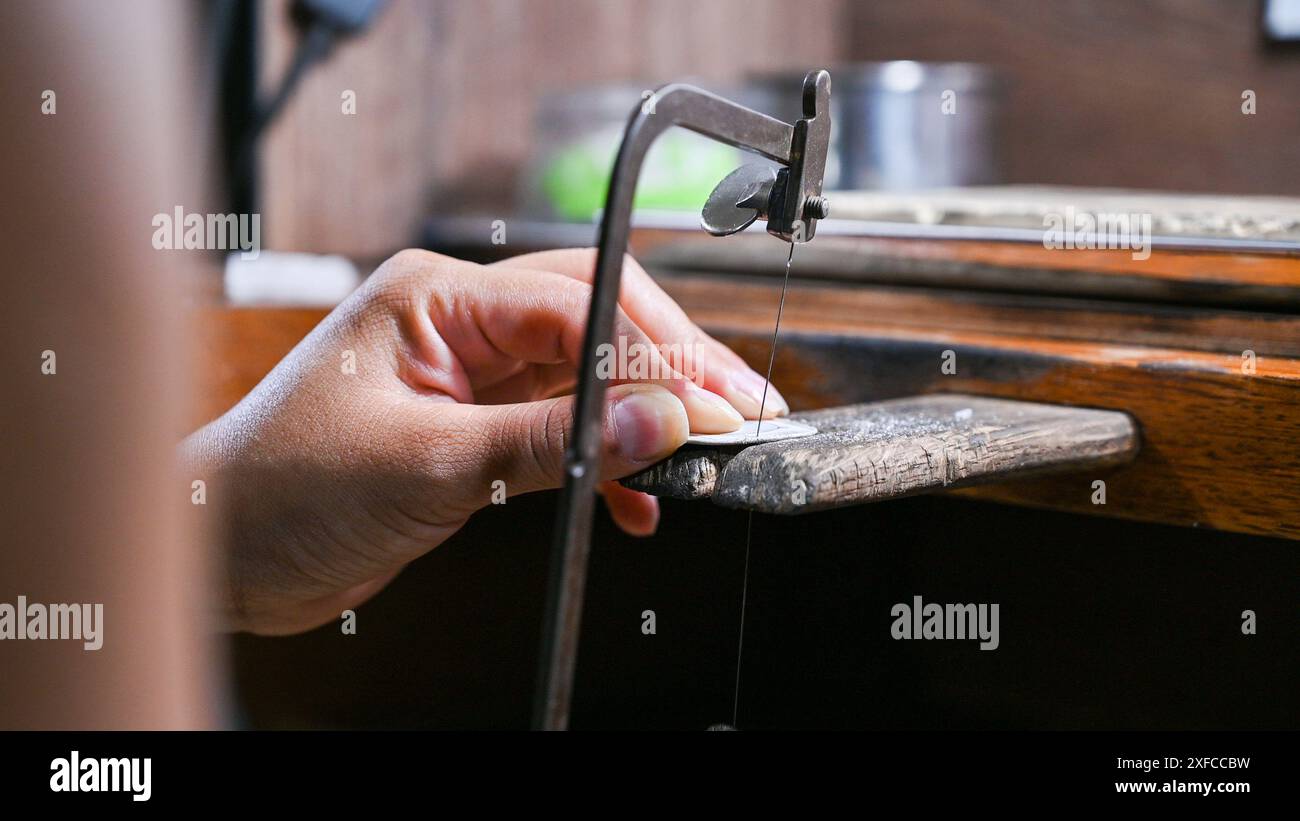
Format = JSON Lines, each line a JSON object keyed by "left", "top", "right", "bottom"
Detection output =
{"left": 684, "top": 418, "right": 818, "bottom": 447}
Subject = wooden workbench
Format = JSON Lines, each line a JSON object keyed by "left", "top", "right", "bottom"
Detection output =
{"left": 195, "top": 231, "right": 1300, "bottom": 540}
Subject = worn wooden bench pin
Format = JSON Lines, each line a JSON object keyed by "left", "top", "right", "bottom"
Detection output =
{"left": 624, "top": 393, "right": 1139, "bottom": 514}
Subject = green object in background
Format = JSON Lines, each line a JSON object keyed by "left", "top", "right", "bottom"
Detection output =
{"left": 541, "top": 130, "right": 742, "bottom": 222}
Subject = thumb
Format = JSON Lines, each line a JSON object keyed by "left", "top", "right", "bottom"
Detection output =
{"left": 455, "top": 383, "right": 689, "bottom": 502}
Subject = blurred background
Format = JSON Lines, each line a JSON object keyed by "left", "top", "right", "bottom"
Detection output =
{"left": 230, "top": 0, "right": 1300, "bottom": 264}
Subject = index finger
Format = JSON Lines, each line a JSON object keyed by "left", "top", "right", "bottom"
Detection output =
{"left": 490, "top": 248, "right": 788, "bottom": 419}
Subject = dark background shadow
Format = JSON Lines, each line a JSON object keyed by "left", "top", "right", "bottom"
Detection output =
{"left": 231, "top": 492, "right": 1299, "bottom": 730}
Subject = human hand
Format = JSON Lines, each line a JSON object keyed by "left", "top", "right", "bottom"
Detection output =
{"left": 185, "top": 248, "right": 788, "bottom": 634}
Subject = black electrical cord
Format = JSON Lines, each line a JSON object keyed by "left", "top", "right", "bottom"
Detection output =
{"left": 232, "top": 19, "right": 336, "bottom": 211}
{"left": 249, "top": 19, "right": 336, "bottom": 138}
{"left": 221, "top": 0, "right": 389, "bottom": 216}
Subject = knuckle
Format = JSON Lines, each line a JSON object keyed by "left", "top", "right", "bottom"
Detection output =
{"left": 522, "top": 402, "right": 567, "bottom": 483}
{"left": 362, "top": 249, "right": 470, "bottom": 331}
{"left": 466, "top": 404, "right": 557, "bottom": 492}
{"left": 390, "top": 247, "right": 441, "bottom": 272}
{"left": 373, "top": 249, "right": 452, "bottom": 296}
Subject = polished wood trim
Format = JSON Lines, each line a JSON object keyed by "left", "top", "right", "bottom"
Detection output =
{"left": 647, "top": 235, "right": 1300, "bottom": 307}
{"left": 659, "top": 272, "right": 1300, "bottom": 358}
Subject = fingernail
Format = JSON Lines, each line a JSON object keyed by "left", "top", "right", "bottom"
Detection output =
{"left": 727, "top": 368, "right": 790, "bottom": 419}
{"left": 610, "top": 385, "right": 688, "bottom": 462}
{"left": 679, "top": 383, "right": 744, "bottom": 433}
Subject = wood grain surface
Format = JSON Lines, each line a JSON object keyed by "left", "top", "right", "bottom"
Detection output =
{"left": 624, "top": 394, "right": 1138, "bottom": 513}
{"left": 647, "top": 234, "right": 1300, "bottom": 307}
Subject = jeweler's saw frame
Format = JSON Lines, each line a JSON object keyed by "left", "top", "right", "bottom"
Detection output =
{"left": 535, "top": 70, "right": 833, "bottom": 730}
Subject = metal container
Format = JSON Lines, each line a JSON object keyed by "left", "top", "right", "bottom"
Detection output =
{"left": 749, "top": 62, "right": 1005, "bottom": 190}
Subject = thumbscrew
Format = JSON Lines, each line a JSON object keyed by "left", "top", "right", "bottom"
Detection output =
{"left": 803, "top": 196, "right": 830, "bottom": 220}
